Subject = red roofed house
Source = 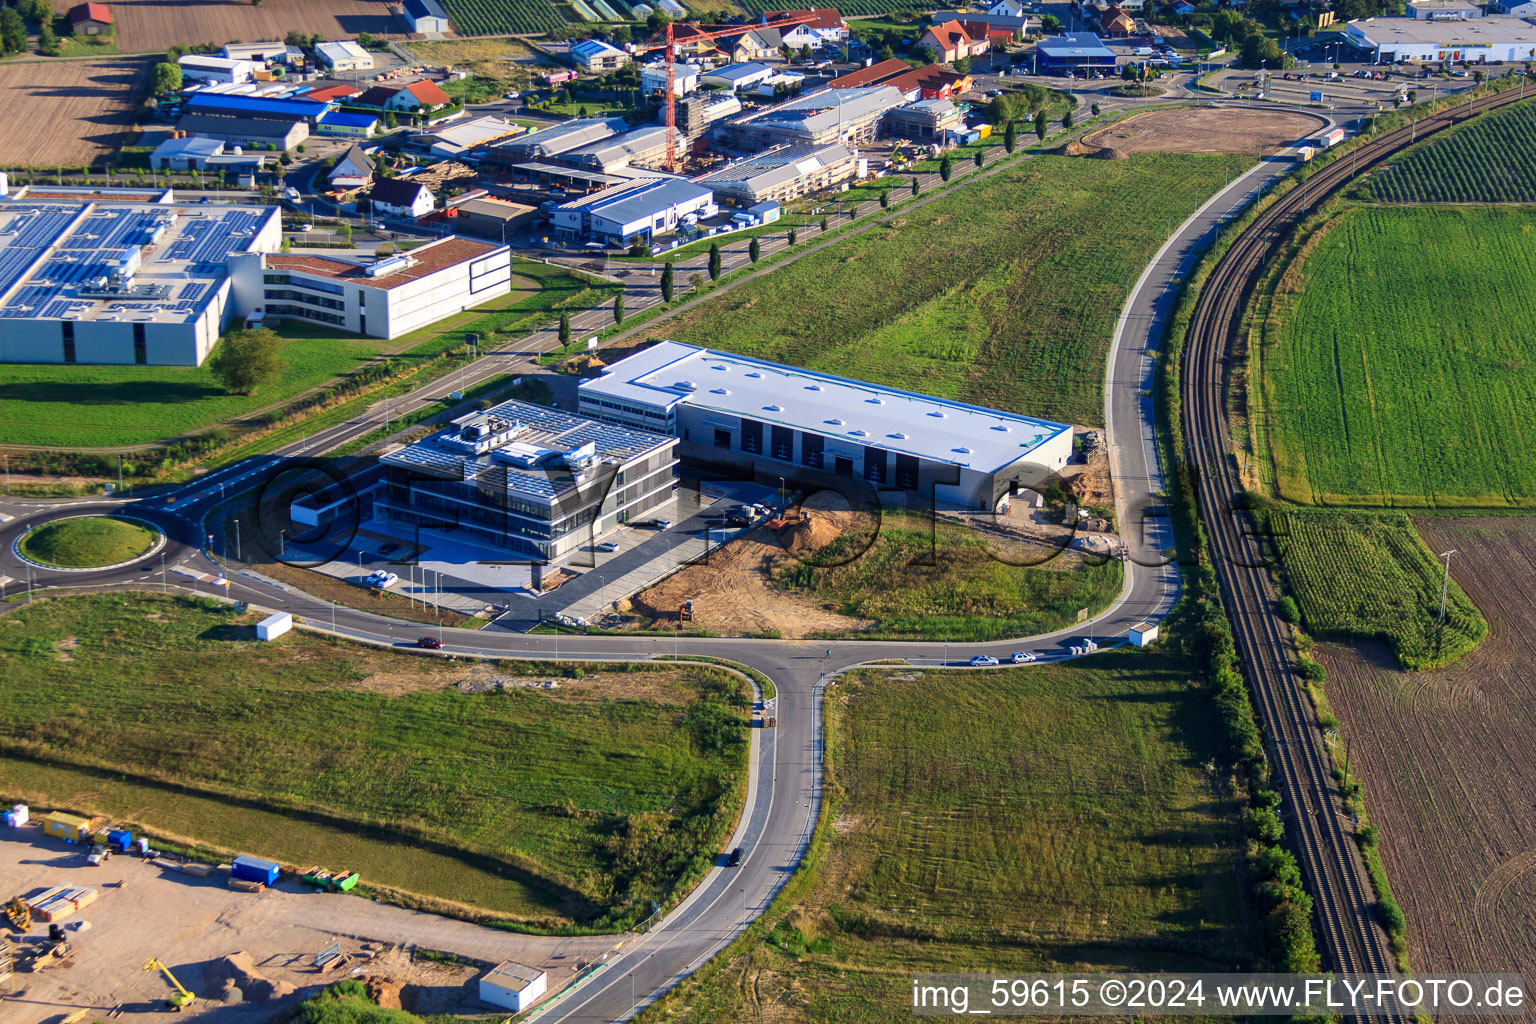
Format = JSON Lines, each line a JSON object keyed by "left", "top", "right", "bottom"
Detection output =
{"left": 68, "top": 2, "right": 112, "bottom": 34}
{"left": 919, "top": 19, "right": 988, "bottom": 63}
{"left": 960, "top": 20, "right": 1018, "bottom": 46}
{"left": 305, "top": 83, "right": 361, "bottom": 104}
{"left": 356, "top": 80, "right": 452, "bottom": 114}
{"left": 1098, "top": 5, "right": 1137, "bottom": 35}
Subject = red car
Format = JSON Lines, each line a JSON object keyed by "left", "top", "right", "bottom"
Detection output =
{"left": 417, "top": 636, "right": 443, "bottom": 650}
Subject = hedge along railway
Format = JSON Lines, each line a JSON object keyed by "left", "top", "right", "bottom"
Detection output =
{"left": 1370, "top": 97, "right": 1536, "bottom": 202}
{"left": 1181, "top": 82, "right": 1534, "bottom": 994}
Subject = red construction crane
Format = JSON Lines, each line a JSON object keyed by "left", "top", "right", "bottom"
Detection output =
{"left": 633, "top": 12, "right": 823, "bottom": 172}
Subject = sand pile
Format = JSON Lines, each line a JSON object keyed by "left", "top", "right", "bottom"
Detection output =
{"left": 205, "top": 951, "right": 295, "bottom": 1003}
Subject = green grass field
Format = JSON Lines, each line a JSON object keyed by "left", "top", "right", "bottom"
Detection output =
{"left": 0, "top": 263, "right": 600, "bottom": 450}
{"left": 1370, "top": 98, "right": 1536, "bottom": 203}
{"left": 18, "top": 515, "right": 157, "bottom": 567}
{"left": 1259, "top": 205, "right": 1536, "bottom": 507}
{"left": 772, "top": 512, "right": 1123, "bottom": 641}
{"left": 1259, "top": 507, "right": 1485, "bottom": 670}
{"left": 0, "top": 594, "right": 749, "bottom": 928}
{"left": 644, "top": 655, "right": 1254, "bottom": 1024}
{"left": 646, "top": 152, "right": 1250, "bottom": 427}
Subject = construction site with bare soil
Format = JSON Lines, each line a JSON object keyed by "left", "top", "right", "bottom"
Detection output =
{"left": 620, "top": 482, "right": 1124, "bottom": 642}
{"left": 1070, "top": 107, "right": 1327, "bottom": 158}
{"left": 1314, "top": 516, "right": 1536, "bottom": 988}
{"left": 0, "top": 823, "right": 611, "bottom": 1021}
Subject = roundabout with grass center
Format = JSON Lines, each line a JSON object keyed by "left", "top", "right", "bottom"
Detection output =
{"left": 15, "top": 514, "right": 164, "bottom": 570}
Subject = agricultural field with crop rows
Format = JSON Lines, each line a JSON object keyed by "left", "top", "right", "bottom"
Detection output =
{"left": 1371, "top": 98, "right": 1536, "bottom": 202}
{"left": 1259, "top": 205, "right": 1536, "bottom": 507}
{"left": 1261, "top": 507, "right": 1485, "bottom": 670}
{"left": 651, "top": 152, "right": 1250, "bottom": 428}
{"left": 440, "top": 0, "right": 588, "bottom": 36}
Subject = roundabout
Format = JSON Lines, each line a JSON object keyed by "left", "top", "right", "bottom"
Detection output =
{"left": 14, "top": 513, "right": 166, "bottom": 571}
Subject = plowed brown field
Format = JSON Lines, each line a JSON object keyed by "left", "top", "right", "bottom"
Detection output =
{"left": 61, "top": 0, "right": 404, "bottom": 53}
{"left": 0, "top": 59, "right": 149, "bottom": 167}
{"left": 1317, "top": 517, "right": 1536, "bottom": 996}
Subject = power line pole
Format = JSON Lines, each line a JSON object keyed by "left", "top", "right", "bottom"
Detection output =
{"left": 1438, "top": 549, "right": 1457, "bottom": 623}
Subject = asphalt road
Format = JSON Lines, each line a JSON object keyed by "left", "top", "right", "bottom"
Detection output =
{"left": 0, "top": 97, "right": 1335, "bottom": 1023}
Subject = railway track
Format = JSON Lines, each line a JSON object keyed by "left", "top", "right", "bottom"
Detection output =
{"left": 1181, "top": 84, "right": 1532, "bottom": 999}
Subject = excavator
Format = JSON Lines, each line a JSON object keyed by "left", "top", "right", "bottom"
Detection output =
{"left": 144, "top": 957, "right": 194, "bottom": 1011}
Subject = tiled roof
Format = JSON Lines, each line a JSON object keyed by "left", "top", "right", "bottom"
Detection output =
{"left": 68, "top": 2, "right": 110, "bottom": 22}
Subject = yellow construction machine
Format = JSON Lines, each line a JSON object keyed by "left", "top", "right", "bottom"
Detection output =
{"left": 144, "top": 957, "right": 194, "bottom": 1011}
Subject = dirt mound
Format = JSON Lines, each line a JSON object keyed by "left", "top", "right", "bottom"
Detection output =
{"left": 364, "top": 975, "right": 406, "bottom": 1010}
{"left": 1091, "top": 146, "right": 1130, "bottom": 160}
{"left": 205, "top": 952, "right": 295, "bottom": 1003}
{"left": 1059, "top": 140, "right": 1093, "bottom": 157}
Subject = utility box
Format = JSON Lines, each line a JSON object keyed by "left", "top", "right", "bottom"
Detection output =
{"left": 479, "top": 960, "right": 548, "bottom": 1012}
{"left": 1129, "top": 622, "right": 1159, "bottom": 647}
{"left": 256, "top": 612, "right": 292, "bottom": 641}
{"left": 231, "top": 854, "right": 280, "bottom": 887}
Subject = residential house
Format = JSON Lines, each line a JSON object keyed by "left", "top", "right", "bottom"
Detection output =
{"left": 572, "top": 38, "right": 630, "bottom": 71}
{"left": 369, "top": 176, "right": 435, "bottom": 219}
{"left": 356, "top": 80, "right": 453, "bottom": 114}
{"left": 920, "top": 20, "right": 988, "bottom": 62}
{"left": 67, "top": 2, "right": 111, "bottom": 34}
{"left": 328, "top": 144, "right": 376, "bottom": 189}
{"left": 764, "top": 8, "right": 849, "bottom": 48}
{"left": 961, "top": 19, "right": 1020, "bottom": 46}
{"left": 1098, "top": 5, "right": 1136, "bottom": 37}
{"left": 989, "top": 0, "right": 1027, "bottom": 14}
{"left": 1174, "top": 1, "right": 1196, "bottom": 13}
{"left": 720, "top": 26, "right": 783, "bottom": 61}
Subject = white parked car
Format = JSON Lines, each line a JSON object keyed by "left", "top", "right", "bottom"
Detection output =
{"left": 969, "top": 655, "right": 1000, "bottom": 667}
{"left": 1010, "top": 651, "right": 1037, "bottom": 664}
{"left": 372, "top": 571, "right": 399, "bottom": 589}
{"left": 596, "top": 540, "right": 620, "bottom": 552}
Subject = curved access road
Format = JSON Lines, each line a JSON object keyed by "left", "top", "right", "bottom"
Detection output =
{"left": 1181, "top": 83, "right": 1529, "bottom": 996}
{"left": 0, "top": 98, "right": 1346, "bottom": 1024}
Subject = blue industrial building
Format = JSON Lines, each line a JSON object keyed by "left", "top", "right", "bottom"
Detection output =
{"left": 1035, "top": 32, "right": 1118, "bottom": 73}
{"left": 186, "top": 92, "right": 332, "bottom": 121}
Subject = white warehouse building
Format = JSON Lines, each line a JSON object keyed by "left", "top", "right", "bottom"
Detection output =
{"left": 579, "top": 341, "right": 1073, "bottom": 510}
{"left": 230, "top": 236, "right": 513, "bottom": 339}
{"left": 551, "top": 178, "right": 715, "bottom": 246}
{"left": 1344, "top": 14, "right": 1536, "bottom": 60}
{"left": 0, "top": 195, "right": 282, "bottom": 367}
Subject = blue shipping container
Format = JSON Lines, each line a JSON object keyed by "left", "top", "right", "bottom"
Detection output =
{"left": 231, "top": 854, "right": 280, "bottom": 886}
{"left": 107, "top": 828, "right": 133, "bottom": 852}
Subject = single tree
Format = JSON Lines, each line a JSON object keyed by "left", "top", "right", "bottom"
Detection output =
{"left": 208, "top": 328, "right": 286, "bottom": 395}
{"left": 819, "top": 216, "right": 828, "bottom": 232}
{"left": 559, "top": 310, "right": 571, "bottom": 345}
{"left": 690, "top": 271, "right": 704, "bottom": 293}
{"left": 1091, "top": 101, "right": 1100, "bottom": 116}
{"left": 939, "top": 155, "right": 952, "bottom": 181}
{"left": 613, "top": 292, "right": 625, "bottom": 324}
{"left": 1063, "top": 109, "right": 1073, "bottom": 130}
{"left": 973, "top": 150, "right": 983, "bottom": 168}
{"left": 38, "top": 20, "right": 57, "bottom": 54}
{"left": 911, "top": 176, "right": 920, "bottom": 196}
{"left": 879, "top": 189, "right": 890, "bottom": 208}
{"left": 0, "top": 8, "right": 27, "bottom": 53}
{"left": 708, "top": 241, "right": 721, "bottom": 281}
{"left": 660, "top": 260, "right": 674, "bottom": 302}
{"left": 748, "top": 237, "right": 760, "bottom": 263}
{"left": 787, "top": 228, "right": 797, "bottom": 246}
{"left": 1004, "top": 120, "right": 1017, "bottom": 153}
{"left": 1034, "top": 108, "right": 1047, "bottom": 141}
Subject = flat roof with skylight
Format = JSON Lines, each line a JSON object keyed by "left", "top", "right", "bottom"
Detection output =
{"left": 579, "top": 340, "right": 1070, "bottom": 473}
